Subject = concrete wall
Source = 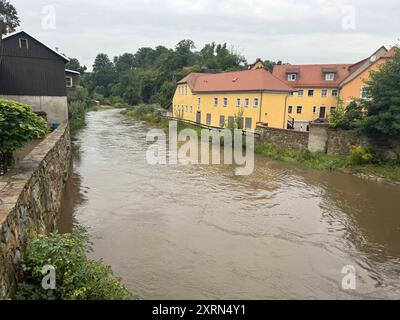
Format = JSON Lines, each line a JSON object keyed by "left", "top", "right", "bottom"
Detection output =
{"left": 255, "top": 125, "right": 309, "bottom": 150}
{"left": 0, "top": 123, "right": 71, "bottom": 299}
{"left": 0, "top": 95, "right": 68, "bottom": 125}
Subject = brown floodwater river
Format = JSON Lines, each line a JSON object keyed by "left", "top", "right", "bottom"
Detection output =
{"left": 60, "top": 109, "right": 400, "bottom": 300}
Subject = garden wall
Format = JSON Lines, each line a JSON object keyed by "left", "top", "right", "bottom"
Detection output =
{"left": 0, "top": 123, "right": 71, "bottom": 299}
{"left": 256, "top": 123, "right": 400, "bottom": 160}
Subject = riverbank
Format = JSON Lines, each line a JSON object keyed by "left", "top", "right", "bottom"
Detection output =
{"left": 121, "top": 105, "right": 400, "bottom": 184}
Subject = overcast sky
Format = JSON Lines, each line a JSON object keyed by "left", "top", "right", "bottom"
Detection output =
{"left": 11, "top": 0, "right": 400, "bottom": 70}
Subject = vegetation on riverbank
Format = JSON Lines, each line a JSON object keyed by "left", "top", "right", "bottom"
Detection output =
{"left": 121, "top": 104, "right": 400, "bottom": 182}
{"left": 15, "top": 227, "right": 134, "bottom": 300}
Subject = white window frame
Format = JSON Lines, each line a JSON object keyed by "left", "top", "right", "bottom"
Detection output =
{"left": 254, "top": 98, "right": 259, "bottom": 108}
{"left": 244, "top": 98, "right": 250, "bottom": 108}
{"left": 297, "top": 106, "right": 303, "bottom": 114}
{"left": 288, "top": 106, "right": 293, "bottom": 114}
{"left": 214, "top": 97, "right": 218, "bottom": 107}
{"left": 223, "top": 97, "right": 228, "bottom": 107}
{"left": 308, "top": 90, "right": 314, "bottom": 97}
{"left": 313, "top": 106, "right": 317, "bottom": 114}
{"left": 288, "top": 74, "right": 297, "bottom": 81}
{"left": 19, "top": 38, "right": 29, "bottom": 49}
{"left": 360, "top": 87, "right": 368, "bottom": 99}
{"left": 321, "top": 89, "right": 328, "bottom": 97}
{"left": 236, "top": 98, "right": 241, "bottom": 107}
{"left": 197, "top": 97, "right": 201, "bottom": 105}
{"left": 298, "top": 90, "right": 304, "bottom": 97}
{"left": 66, "top": 76, "right": 73, "bottom": 88}
{"left": 325, "top": 73, "right": 335, "bottom": 81}
{"left": 332, "top": 89, "right": 338, "bottom": 97}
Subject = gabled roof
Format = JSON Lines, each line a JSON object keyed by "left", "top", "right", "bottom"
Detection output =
{"left": 177, "top": 69, "right": 294, "bottom": 93}
{"left": 2, "top": 30, "right": 69, "bottom": 63}
{"left": 339, "top": 46, "right": 388, "bottom": 87}
{"left": 272, "top": 64, "right": 352, "bottom": 88}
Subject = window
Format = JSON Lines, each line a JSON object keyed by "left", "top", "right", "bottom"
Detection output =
{"left": 297, "top": 106, "right": 303, "bottom": 114}
{"left": 360, "top": 87, "right": 368, "bottom": 99}
{"left": 244, "top": 98, "right": 250, "bottom": 108}
{"left": 197, "top": 98, "right": 201, "bottom": 105}
{"left": 66, "top": 76, "right": 73, "bottom": 88}
{"left": 332, "top": 89, "right": 338, "bottom": 97}
{"left": 298, "top": 90, "right": 304, "bottom": 97}
{"left": 289, "top": 91, "right": 294, "bottom": 96}
{"left": 245, "top": 117, "right": 252, "bottom": 130}
{"left": 206, "top": 113, "right": 212, "bottom": 125}
{"left": 19, "top": 38, "right": 29, "bottom": 49}
{"left": 288, "top": 106, "right": 293, "bottom": 114}
{"left": 330, "top": 107, "right": 336, "bottom": 113}
{"left": 288, "top": 74, "right": 297, "bottom": 81}
{"left": 219, "top": 115, "right": 225, "bottom": 128}
{"left": 214, "top": 98, "right": 218, "bottom": 107}
{"left": 254, "top": 98, "right": 259, "bottom": 108}
{"left": 236, "top": 98, "right": 241, "bottom": 107}
{"left": 321, "top": 89, "right": 328, "bottom": 97}
{"left": 223, "top": 97, "right": 228, "bottom": 107}
{"left": 308, "top": 90, "right": 314, "bottom": 97}
{"left": 190, "top": 106, "right": 193, "bottom": 113}
{"left": 313, "top": 106, "right": 317, "bottom": 113}
{"left": 325, "top": 73, "right": 335, "bottom": 81}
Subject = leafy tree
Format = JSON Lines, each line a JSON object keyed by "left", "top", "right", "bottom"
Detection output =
{"left": 66, "top": 58, "right": 87, "bottom": 74}
{"left": 329, "top": 99, "right": 363, "bottom": 129}
{"left": 264, "top": 60, "right": 283, "bottom": 72}
{"left": 360, "top": 47, "right": 400, "bottom": 138}
{"left": 114, "top": 53, "right": 135, "bottom": 74}
{"left": 92, "top": 53, "right": 117, "bottom": 96}
{"left": 0, "top": 0, "right": 20, "bottom": 35}
{"left": 0, "top": 99, "right": 48, "bottom": 174}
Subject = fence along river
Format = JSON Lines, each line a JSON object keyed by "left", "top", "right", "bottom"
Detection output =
{"left": 60, "top": 109, "right": 400, "bottom": 299}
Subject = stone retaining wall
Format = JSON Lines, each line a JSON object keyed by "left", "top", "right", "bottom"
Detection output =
{"left": 0, "top": 123, "right": 71, "bottom": 299}
{"left": 255, "top": 125, "right": 309, "bottom": 151}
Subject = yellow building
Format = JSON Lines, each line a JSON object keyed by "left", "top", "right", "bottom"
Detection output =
{"left": 172, "top": 69, "right": 294, "bottom": 131}
{"left": 173, "top": 46, "right": 397, "bottom": 132}
{"left": 340, "top": 47, "right": 396, "bottom": 103}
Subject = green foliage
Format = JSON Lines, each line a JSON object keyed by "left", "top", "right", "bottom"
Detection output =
{"left": 360, "top": 48, "right": 400, "bottom": 138}
{"left": 15, "top": 227, "right": 133, "bottom": 300}
{"left": 349, "top": 146, "right": 374, "bottom": 165}
{"left": 68, "top": 100, "right": 89, "bottom": 134}
{"left": 0, "top": 0, "right": 20, "bottom": 35}
{"left": 254, "top": 143, "right": 349, "bottom": 171}
{"left": 65, "top": 58, "right": 87, "bottom": 74}
{"left": 329, "top": 99, "right": 364, "bottom": 129}
{"left": 0, "top": 99, "right": 48, "bottom": 174}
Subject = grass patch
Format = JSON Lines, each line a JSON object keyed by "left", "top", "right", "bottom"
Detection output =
{"left": 254, "top": 143, "right": 349, "bottom": 171}
{"left": 68, "top": 100, "right": 89, "bottom": 135}
{"left": 357, "top": 163, "right": 400, "bottom": 182}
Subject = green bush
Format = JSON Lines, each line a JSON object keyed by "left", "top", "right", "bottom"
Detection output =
{"left": 15, "top": 227, "right": 133, "bottom": 300}
{"left": 68, "top": 100, "right": 89, "bottom": 134}
{"left": 0, "top": 99, "right": 48, "bottom": 174}
{"left": 349, "top": 146, "right": 374, "bottom": 165}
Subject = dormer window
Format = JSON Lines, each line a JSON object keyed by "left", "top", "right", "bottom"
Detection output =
{"left": 325, "top": 73, "right": 335, "bottom": 81}
{"left": 19, "top": 38, "right": 29, "bottom": 49}
{"left": 288, "top": 74, "right": 297, "bottom": 81}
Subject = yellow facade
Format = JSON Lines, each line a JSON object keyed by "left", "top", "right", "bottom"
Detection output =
{"left": 340, "top": 60, "right": 384, "bottom": 104}
{"left": 286, "top": 87, "right": 339, "bottom": 129}
{"left": 172, "top": 84, "right": 290, "bottom": 130}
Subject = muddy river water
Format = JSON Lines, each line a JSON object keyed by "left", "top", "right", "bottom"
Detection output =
{"left": 60, "top": 109, "right": 400, "bottom": 299}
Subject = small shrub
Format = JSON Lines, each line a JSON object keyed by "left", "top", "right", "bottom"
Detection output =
{"left": 349, "top": 146, "right": 374, "bottom": 165}
{"left": 68, "top": 100, "right": 89, "bottom": 134}
{"left": 15, "top": 227, "right": 133, "bottom": 300}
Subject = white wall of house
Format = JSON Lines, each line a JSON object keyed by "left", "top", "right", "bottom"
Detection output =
{"left": 0, "top": 95, "right": 68, "bottom": 124}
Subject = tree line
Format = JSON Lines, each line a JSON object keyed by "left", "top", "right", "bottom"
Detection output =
{"left": 66, "top": 40, "right": 250, "bottom": 107}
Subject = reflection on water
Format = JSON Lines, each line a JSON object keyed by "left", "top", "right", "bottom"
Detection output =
{"left": 61, "top": 109, "right": 400, "bottom": 300}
